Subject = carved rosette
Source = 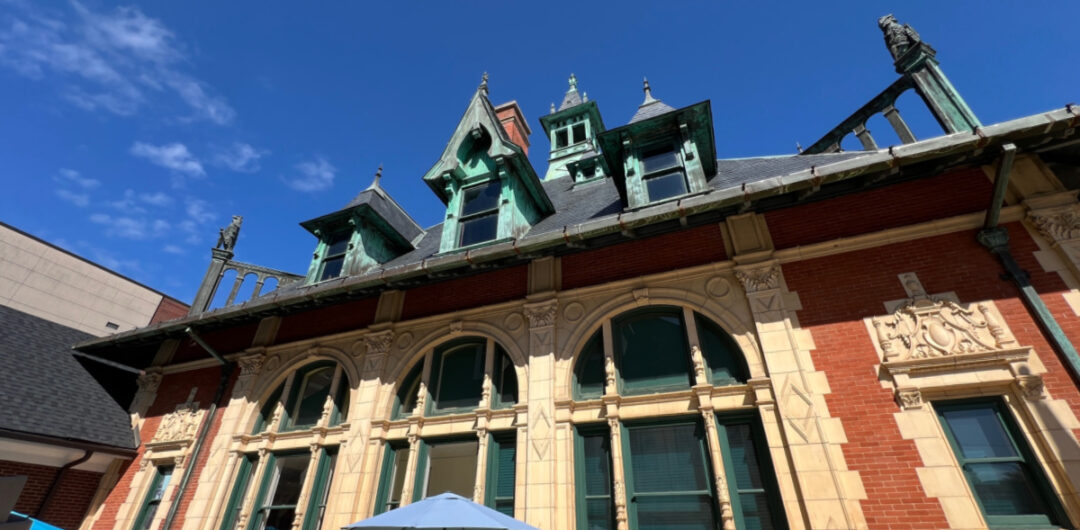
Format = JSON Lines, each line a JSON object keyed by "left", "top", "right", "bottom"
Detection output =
{"left": 524, "top": 300, "right": 558, "bottom": 328}
{"left": 896, "top": 388, "right": 923, "bottom": 410}
{"left": 734, "top": 263, "right": 780, "bottom": 293}
{"left": 1029, "top": 205, "right": 1080, "bottom": 243}
{"left": 872, "top": 298, "right": 1014, "bottom": 361}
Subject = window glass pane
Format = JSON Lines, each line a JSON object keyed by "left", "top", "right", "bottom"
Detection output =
{"left": 459, "top": 212, "right": 499, "bottom": 247}
{"left": 263, "top": 508, "right": 296, "bottom": 530}
{"left": 319, "top": 256, "right": 344, "bottom": 281}
{"left": 572, "top": 123, "right": 586, "bottom": 144}
{"left": 394, "top": 364, "right": 422, "bottom": 419}
{"left": 575, "top": 332, "right": 605, "bottom": 399}
{"left": 636, "top": 495, "right": 715, "bottom": 530}
{"left": 434, "top": 344, "right": 485, "bottom": 410}
{"left": 253, "top": 385, "right": 283, "bottom": 434}
{"left": 724, "top": 423, "right": 779, "bottom": 530}
{"left": 942, "top": 407, "right": 1017, "bottom": 459}
{"left": 738, "top": 492, "right": 775, "bottom": 530}
{"left": 387, "top": 447, "right": 409, "bottom": 510}
{"left": 293, "top": 367, "right": 334, "bottom": 427}
{"left": 641, "top": 147, "right": 679, "bottom": 173}
{"left": 221, "top": 458, "right": 254, "bottom": 530}
{"left": 270, "top": 455, "right": 309, "bottom": 506}
{"left": 628, "top": 424, "right": 708, "bottom": 492}
{"left": 424, "top": 440, "right": 478, "bottom": 498}
{"left": 696, "top": 314, "right": 747, "bottom": 385}
{"left": 585, "top": 498, "right": 614, "bottom": 530}
{"left": 616, "top": 311, "right": 692, "bottom": 393}
{"left": 325, "top": 234, "right": 349, "bottom": 256}
{"left": 967, "top": 462, "right": 1051, "bottom": 517}
{"left": 332, "top": 376, "right": 349, "bottom": 426}
{"left": 645, "top": 170, "right": 688, "bottom": 202}
{"left": 462, "top": 181, "right": 501, "bottom": 216}
{"left": 152, "top": 467, "right": 173, "bottom": 501}
{"left": 494, "top": 351, "right": 517, "bottom": 407}
{"left": 583, "top": 435, "right": 611, "bottom": 496}
{"left": 556, "top": 129, "right": 569, "bottom": 148}
{"left": 311, "top": 452, "right": 337, "bottom": 530}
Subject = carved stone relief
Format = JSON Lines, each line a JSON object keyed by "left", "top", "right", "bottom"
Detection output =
{"left": 151, "top": 401, "right": 203, "bottom": 444}
{"left": 734, "top": 264, "right": 780, "bottom": 293}
{"left": 871, "top": 298, "right": 1014, "bottom": 361}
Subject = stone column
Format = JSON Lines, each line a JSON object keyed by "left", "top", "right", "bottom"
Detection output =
{"left": 130, "top": 368, "right": 163, "bottom": 430}
{"left": 191, "top": 248, "right": 234, "bottom": 316}
{"left": 342, "top": 329, "right": 392, "bottom": 521}
{"left": 522, "top": 299, "right": 558, "bottom": 528}
{"left": 734, "top": 260, "right": 867, "bottom": 529}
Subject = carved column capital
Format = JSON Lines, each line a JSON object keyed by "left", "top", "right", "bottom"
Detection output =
{"left": 523, "top": 299, "right": 558, "bottom": 328}
{"left": 1028, "top": 204, "right": 1080, "bottom": 244}
{"left": 1016, "top": 374, "right": 1045, "bottom": 400}
{"left": 237, "top": 353, "right": 266, "bottom": 378}
{"left": 734, "top": 262, "right": 781, "bottom": 293}
{"left": 137, "top": 369, "right": 164, "bottom": 394}
{"left": 896, "top": 388, "right": 923, "bottom": 410}
{"left": 363, "top": 330, "right": 394, "bottom": 355}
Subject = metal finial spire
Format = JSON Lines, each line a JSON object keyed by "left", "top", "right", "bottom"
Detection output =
{"left": 796, "top": 142, "right": 803, "bottom": 153}
{"left": 642, "top": 77, "right": 656, "bottom": 104}
{"left": 550, "top": 102, "right": 556, "bottom": 113}
{"left": 478, "top": 72, "right": 489, "bottom": 95}
{"left": 583, "top": 91, "right": 588, "bottom": 103}
{"left": 568, "top": 73, "right": 577, "bottom": 90}
{"left": 367, "top": 164, "right": 383, "bottom": 190}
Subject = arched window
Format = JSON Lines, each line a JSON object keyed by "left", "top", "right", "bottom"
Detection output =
{"left": 376, "top": 336, "right": 520, "bottom": 516}
{"left": 225, "top": 361, "right": 350, "bottom": 530}
{"left": 573, "top": 306, "right": 748, "bottom": 398}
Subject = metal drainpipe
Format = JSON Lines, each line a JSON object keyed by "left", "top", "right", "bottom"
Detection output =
{"left": 161, "top": 328, "right": 235, "bottom": 530}
{"left": 36, "top": 450, "right": 92, "bottom": 519}
{"left": 976, "top": 142, "right": 1080, "bottom": 383}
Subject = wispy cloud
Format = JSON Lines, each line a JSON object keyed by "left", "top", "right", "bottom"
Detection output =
{"left": 56, "top": 188, "right": 90, "bottom": 207}
{"left": 286, "top": 156, "right": 336, "bottom": 192}
{"left": 57, "top": 168, "right": 100, "bottom": 188}
{"left": 139, "top": 191, "right": 172, "bottom": 206}
{"left": 130, "top": 142, "right": 204, "bottom": 176}
{"left": 0, "top": 1, "right": 234, "bottom": 124}
{"left": 162, "top": 244, "right": 184, "bottom": 255}
{"left": 89, "top": 212, "right": 169, "bottom": 239}
{"left": 213, "top": 142, "right": 268, "bottom": 173}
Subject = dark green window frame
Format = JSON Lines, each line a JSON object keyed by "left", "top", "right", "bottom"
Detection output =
{"left": 132, "top": 465, "right": 173, "bottom": 530}
{"left": 637, "top": 143, "right": 687, "bottom": 203}
{"left": 428, "top": 340, "right": 486, "bottom": 415}
{"left": 457, "top": 180, "right": 502, "bottom": 248}
{"left": 391, "top": 363, "right": 423, "bottom": 420}
{"left": 715, "top": 413, "right": 788, "bottom": 530}
{"left": 573, "top": 331, "right": 605, "bottom": 401}
{"left": 373, "top": 442, "right": 410, "bottom": 515}
{"left": 220, "top": 455, "right": 257, "bottom": 530}
{"left": 247, "top": 451, "right": 323, "bottom": 530}
{"left": 317, "top": 231, "right": 351, "bottom": 282}
{"left": 410, "top": 437, "right": 479, "bottom": 502}
{"left": 301, "top": 447, "right": 338, "bottom": 530}
{"left": 574, "top": 424, "right": 615, "bottom": 530}
{"left": 620, "top": 418, "right": 718, "bottom": 530}
{"left": 401, "top": 338, "right": 517, "bottom": 417}
{"left": 491, "top": 347, "right": 518, "bottom": 409}
{"left": 484, "top": 432, "right": 517, "bottom": 517}
{"left": 614, "top": 307, "right": 693, "bottom": 395}
{"left": 695, "top": 314, "right": 749, "bottom": 387}
{"left": 253, "top": 362, "right": 347, "bottom": 434}
{"left": 935, "top": 398, "right": 1069, "bottom": 529}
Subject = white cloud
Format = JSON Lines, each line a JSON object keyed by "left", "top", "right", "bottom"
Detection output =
{"left": 162, "top": 244, "right": 184, "bottom": 255}
{"left": 57, "top": 168, "right": 100, "bottom": 188}
{"left": 184, "top": 198, "right": 215, "bottom": 224}
{"left": 139, "top": 191, "right": 172, "bottom": 206}
{"left": 213, "top": 142, "right": 268, "bottom": 173}
{"left": 56, "top": 188, "right": 89, "bottom": 207}
{"left": 131, "top": 142, "right": 204, "bottom": 176}
{"left": 0, "top": 1, "right": 234, "bottom": 124}
{"left": 286, "top": 156, "right": 336, "bottom": 192}
{"left": 89, "top": 212, "right": 170, "bottom": 239}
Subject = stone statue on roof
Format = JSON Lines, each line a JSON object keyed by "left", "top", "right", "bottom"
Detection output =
{"left": 216, "top": 215, "right": 242, "bottom": 252}
{"left": 878, "top": 14, "right": 921, "bottom": 60}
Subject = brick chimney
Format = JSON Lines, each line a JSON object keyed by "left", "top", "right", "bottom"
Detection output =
{"left": 494, "top": 101, "right": 531, "bottom": 155}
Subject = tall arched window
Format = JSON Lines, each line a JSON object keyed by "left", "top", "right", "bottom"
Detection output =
{"left": 221, "top": 362, "right": 350, "bottom": 530}
{"left": 376, "top": 337, "right": 520, "bottom": 516}
{"left": 571, "top": 306, "right": 781, "bottom": 530}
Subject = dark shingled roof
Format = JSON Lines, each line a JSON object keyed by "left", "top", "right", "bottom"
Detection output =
{"left": 0, "top": 305, "right": 136, "bottom": 449}
{"left": 343, "top": 183, "right": 425, "bottom": 244}
{"left": 629, "top": 99, "right": 676, "bottom": 124}
{"left": 558, "top": 87, "right": 583, "bottom": 111}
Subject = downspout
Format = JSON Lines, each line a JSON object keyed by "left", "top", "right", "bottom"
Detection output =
{"left": 161, "top": 327, "right": 235, "bottom": 530}
{"left": 976, "top": 142, "right": 1080, "bottom": 383}
{"left": 36, "top": 450, "right": 92, "bottom": 519}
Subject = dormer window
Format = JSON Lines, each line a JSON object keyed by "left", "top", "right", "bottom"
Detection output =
{"left": 640, "top": 144, "right": 687, "bottom": 201}
{"left": 553, "top": 120, "right": 588, "bottom": 150}
{"left": 459, "top": 180, "right": 501, "bottom": 247}
{"left": 317, "top": 232, "right": 350, "bottom": 281}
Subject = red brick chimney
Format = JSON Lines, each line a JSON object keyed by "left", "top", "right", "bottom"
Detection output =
{"left": 494, "top": 101, "right": 531, "bottom": 155}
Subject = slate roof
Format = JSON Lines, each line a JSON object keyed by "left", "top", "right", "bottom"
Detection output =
{"left": 629, "top": 98, "right": 676, "bottom": 124}
{"left": 285, "top": 152, "right": 867, "bottom": 281}
{"left": 558, "top": 87, "right": 583, "bottom": 111}
{"left": 0, "top": 305, "right": 136, "bottom": 449}
{"left": 343, "top": 182, "right": 425, "bottom": 244}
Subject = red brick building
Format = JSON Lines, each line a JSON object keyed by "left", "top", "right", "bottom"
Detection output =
{"left": 73, "top": 15, "right": 1080, "bottom": 530}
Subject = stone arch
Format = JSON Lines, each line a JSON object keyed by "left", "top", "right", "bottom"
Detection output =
{"left": 242, "top": 345, "right": 356, "bottom": 433}
{"left": 379, "top": 321, "right": 529, "bottom": 420}
{"left": 558, "top": 287, "right": 762, "bottom": 400}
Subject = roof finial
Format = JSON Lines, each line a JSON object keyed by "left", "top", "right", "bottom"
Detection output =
{"left": 583, "top": 91, "right": 588, "bottom": 103}
{"left": 568, "top": 73, "right": 577, "bottom": 90}
{"left": 367, "top": 164, "right": 383, "bottom": 190}
{"left": 642, "top": 76, "right": 656, "bottom": 104}
{"left": 478, "top": 72, "right": 489, "bottom": 95}
{"left": 550, "top": 102, "right": 556, "bottom": 113}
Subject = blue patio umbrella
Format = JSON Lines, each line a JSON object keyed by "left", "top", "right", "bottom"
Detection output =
{"left": 344, "top": 492, "right": 539, "bottom": 530}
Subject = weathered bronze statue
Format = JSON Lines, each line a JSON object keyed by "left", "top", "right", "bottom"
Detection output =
{"left": 216, "top": 215, "right": 243, "bottom": 251}
{"left": 878, "top": 14, "right": 921, "bottom": 60}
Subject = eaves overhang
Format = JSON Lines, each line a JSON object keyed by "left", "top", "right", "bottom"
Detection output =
{"left": 74, "top": 105, "right": 1080, "bottom": 355}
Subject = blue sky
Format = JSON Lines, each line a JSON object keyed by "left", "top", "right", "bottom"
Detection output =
{"left": 1, "top": 1, "right": 1077, "bottom": 302}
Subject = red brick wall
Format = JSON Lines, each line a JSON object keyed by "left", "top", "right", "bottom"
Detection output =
{"left": 561, "top": 223, "right": 727, "bottom": 291}
{"left": 0, "top": 459, "right": 103, "bottom": 529}
{"left": 401, "top": 265, "right": 528, "bottom": 321}
{"left": 149, "top": 297, "right": 189, "bottom": 325}
{"left": 275, "top": 297, "right": 379, "bottom": 345}
{"left": 766, "top": 168, "right": 993, "bottom": 250}
{"left": 784, "top": 222, "right": 1080, "bottom": 529}
{"left": 92, "top": 366, "right": 235, "bottom": 530}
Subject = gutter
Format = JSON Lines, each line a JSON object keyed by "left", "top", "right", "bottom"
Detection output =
{"left": 976, "top": 143, "right": 1080, "bottom": 384}
{"left": 72, "top": 105, "right": 1080, "bottom": 353}
{"left": 36, "top": 450, "right": 92, "bottom": 519}
{"left": 161, "top": 328, "right": 234, "bottom": 530}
